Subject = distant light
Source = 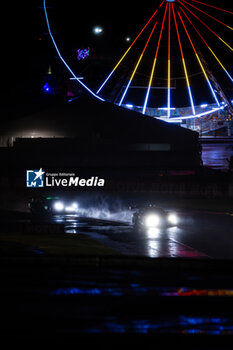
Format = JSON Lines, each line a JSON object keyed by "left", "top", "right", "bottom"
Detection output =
{"left": 65, "top": 202, "right": 78, "bottom": 213}
{"left": 158, "top": 107, "right": 176, "bottom": 110}
{"left": 43, "top": 82, "right": 51, "bottom": 93}
{"left": 70, "top": 77, "right": 84, "bottom": 80}
{"left": 54, "top": 201, "right": 64, "bottom": 212}
{"left": 46, "top": 196, "right": 59, "bottom": 200}
{"left": 126, "top": 104, "right": 134, "bottom": 109}
{"left": 77, "top": 48, "right": 90, "bottom": 61}
{"left": 200, "top": 104, "right": 208, "bottom": 108}
{"left": 65, "top": 206, "right": 75, "bottom": 213}
{"left": 47, "top": 65, "right": 52, "bottom": 75}
{"left": 125, "top": 37, "right": 131, "bottom": 42}
{"left": 167, "top": 213, "right": 178, "bottom": 225}
{"left": 93, "top": 26, "right": 103, "bottom": 35}
{"left": 167, "top": 119, "right": 182, "bottom": 123}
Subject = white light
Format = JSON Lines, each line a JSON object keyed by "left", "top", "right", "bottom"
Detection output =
{"left": 158, "top": 107, "right": 176, "bottom": 110}
{"left": 167, "top": 119, "right": 182, "bottom": 123}
{"left": 93, "top": 26, "right": 103, "bottom": 35}
{"left": 126, "top": 37, "right": 131, "bottom": 42}
{"left": 201, "top": 104, "right": 208, "bottom": 108}
{"left": 147, "top": 228, "right": 160, "bottom": 239}
{"left": 145, "top": 214, "right": 160, "bottom": 228}
{"left": 72, "top": 202, "right": 78, "bottom": 209}
{"left": 65, "top": 203, "right": 78, "bottom": 213}
{"left": 54, "top": 201, "right": 64, "bottom": 212}
{"left": 126, "top": 104, "right": 134, "bottom": 109}
{"left": 167, "top": 213, "right": 178, "bottom": 225}
{"left": 65, "top": 206, "right": 75, "bottom": 212}
{"left": 70, "top": 77, "right": 84, "bottom": 80}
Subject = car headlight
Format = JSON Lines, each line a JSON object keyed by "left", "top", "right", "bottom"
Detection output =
{"left": 145, "top": 214, "right": 160, "bottom": 227}
{"left": 65, "top": 206, "right": 73, "bottom": 212}
{"left": 54, "top": 201, "right": 64, "bottom": 212}
{"left": 65, "top": 202, "right": 78, "bottom": 213}
{"left": 167, "top": 213, "right": 178, "bottom": 225}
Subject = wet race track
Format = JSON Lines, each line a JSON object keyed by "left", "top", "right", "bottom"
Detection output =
{"left": 50, "top": 210, "right": 233, "bottom": 259}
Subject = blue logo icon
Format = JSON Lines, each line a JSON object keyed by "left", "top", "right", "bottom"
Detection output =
{"left": 26, "top": 169, "right": 45, "bottom": 188}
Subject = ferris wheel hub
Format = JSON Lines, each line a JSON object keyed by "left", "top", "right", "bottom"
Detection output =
{"left": 166, "top": 0, "right": 176, "bottom": 2}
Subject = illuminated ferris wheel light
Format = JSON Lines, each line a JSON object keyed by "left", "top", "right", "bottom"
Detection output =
{"left": 95, "top": 0, "right": 232, "bottom": 117}
{"left": 44, "top": 0, "right": 233, "bottom": 121}
{"left": 43, "top": 0, "right": 105, "bottom": 102}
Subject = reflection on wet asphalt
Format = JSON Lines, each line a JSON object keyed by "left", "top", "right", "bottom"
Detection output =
{"left": 52, "top": 215, "right": 209, "bottom": 258}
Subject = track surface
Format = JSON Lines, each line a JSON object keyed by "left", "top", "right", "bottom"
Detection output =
{"left": 51, "top": 210, "right": 233, "bottom": 259}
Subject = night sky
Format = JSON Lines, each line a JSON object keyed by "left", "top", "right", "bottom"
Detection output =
{"left": 2, "top": 0, "right": 233, "bottom": 107}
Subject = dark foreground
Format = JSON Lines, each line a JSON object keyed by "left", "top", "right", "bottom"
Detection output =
{"left": 2, "top": 210, "right": 233, "bottom": 347}
{"left": 2, "top": 256, "right": 233, "bottom": 348}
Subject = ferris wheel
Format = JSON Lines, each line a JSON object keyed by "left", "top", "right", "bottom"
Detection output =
{"left": 43, "top": 0, "right": 233, "bottom": 122}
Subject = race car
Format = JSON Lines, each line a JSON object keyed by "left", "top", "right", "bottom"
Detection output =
{"left": 29, "top": 196, "right": 78, "bottom": 216}
{"left": 132, "top": 205, "right": 178, "bottom": 229}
